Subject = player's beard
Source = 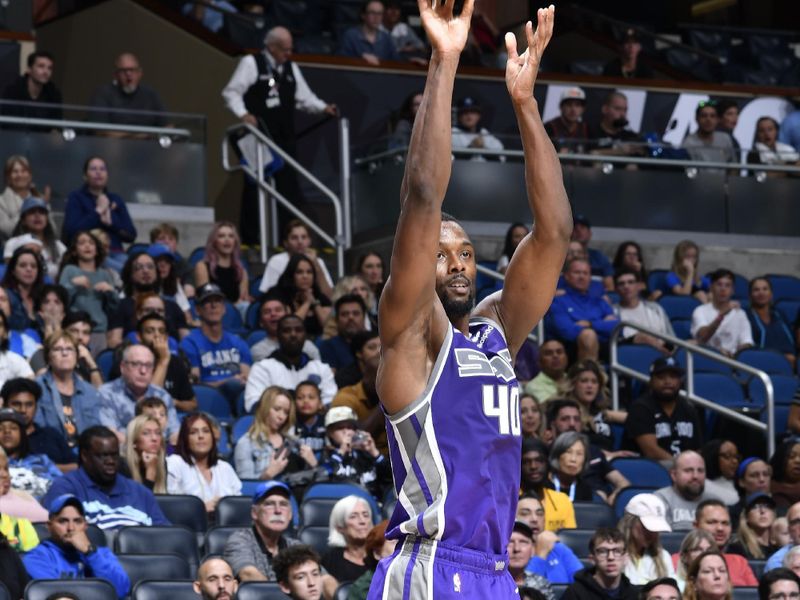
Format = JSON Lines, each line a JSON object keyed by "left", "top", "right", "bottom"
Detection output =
{"left": 439, "top": 288, "right": 475, "bottom": 320}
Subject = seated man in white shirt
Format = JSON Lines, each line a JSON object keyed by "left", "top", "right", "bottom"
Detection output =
{"left": 451, "top": 96, "right": 505, "bottom": 162}
{"left": 690, "top": 269, "right": 753, "bottom": 357}
{"left": 613, "top": 268, "right": 674, "bottom": 352}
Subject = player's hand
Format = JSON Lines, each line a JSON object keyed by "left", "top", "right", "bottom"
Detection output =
{"left": 418, "top": 0, "right": 475, "bottom": 58}
{"left": 504, "top": 6, "right": 555, "bottom": 104}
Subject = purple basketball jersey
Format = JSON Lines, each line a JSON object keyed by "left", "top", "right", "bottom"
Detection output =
{"left": 383, "top": 317, "right": 521, "bottom": 555}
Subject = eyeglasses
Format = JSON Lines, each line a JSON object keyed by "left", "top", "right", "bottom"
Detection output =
{"left": 50, "top": 346, "right": 77, "bottom": 355}
{"left": 594, "top": 547, "right": 626, "bottom": 558}
{"left": 124, "top": 360, "right": 154, "bottom": 371}
{"left": 769, "top": 593, "right": 800, "bottom": 600}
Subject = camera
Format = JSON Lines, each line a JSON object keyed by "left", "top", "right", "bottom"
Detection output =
{"left": 352, "top": 431, "right": 368, "bottom": 447}
{"left": 283, "top": 439, "right": 302, "bottom": 455}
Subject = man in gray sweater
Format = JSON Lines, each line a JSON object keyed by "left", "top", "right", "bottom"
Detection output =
{"left": 655, "top": 450, "right": 723, "bottom": 530}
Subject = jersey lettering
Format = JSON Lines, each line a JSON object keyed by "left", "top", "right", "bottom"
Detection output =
{"left": 482, "top": 384, "right": 520, "bottom": 436}
{"left": 456, "top": 348, "right": 515, "bottom": 382}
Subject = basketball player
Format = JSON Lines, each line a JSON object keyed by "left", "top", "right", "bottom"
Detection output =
{"left": 368, "top": 2, "right": 571, "bottom": 599}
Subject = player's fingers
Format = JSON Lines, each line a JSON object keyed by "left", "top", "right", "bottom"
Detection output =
{"left": 418, "top": 0, "right": 430, "bottom": 16}
{"left": 504, "top": 32, "right": 518, "bottom": 61}
{"left": 460, "top": 0, "right": 475, "bottom": 22}
{"left": 525, "top": 19, "right": 535, "bottom": 54}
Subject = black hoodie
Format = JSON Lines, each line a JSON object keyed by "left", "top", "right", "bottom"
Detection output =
{"left": 561, "top": 566, "right": 639, "bottom": 600}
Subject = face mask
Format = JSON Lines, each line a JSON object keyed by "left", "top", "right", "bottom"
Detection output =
{"left": 612, "top": 118, "right": 629, "bottom": 129}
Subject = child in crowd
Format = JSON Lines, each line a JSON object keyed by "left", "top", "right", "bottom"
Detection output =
{"left": 289, "top": 381, "right": 327, "bottom": 459}
{"left": 135, "top": 396, "right": 173, "bottom": 454}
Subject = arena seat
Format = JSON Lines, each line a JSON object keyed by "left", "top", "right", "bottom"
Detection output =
{"left": 335, "top": 583, "right": 353, "bottom": 600}
{"left": 736, "top": 348, "right": 793, "bottom": 376}
{"left": 572, "top": 502, "right": 616, "bottom": 529}
{"left": 747, "top": 375, "right": 798, "bottom": 407}
{"left": 301, "top": 497, "right": 339, "bottom": 527}
{"left": 748, "top": 559, "right": 766, "bottom": 579}
{"left": 552, "top": 583, "right": 568, "bottom": 599}
{"left": 660, "top": 531, "right": 687, "bottom": 554}
{"left": 298, "top": 526, "right": 330, "bottom": 555}
{"left": 155, "top": 494, "right": 208, "bottom": 533}
{"left": 25, "top": 579, "right": 116, "bottom": 600}
{"left": 556, "top": 528, "right": 595, "bottom": 558}
{"left": 671, "top": 319, "right": 692, "bottom": 340}
{"left": 115, "top": 526, "right": 199, "bottom": 574}
{"left": 766, "top": 274, "right": 800, "bottom": 301}
{"left": 95, "top": 348, "right": 115, "bottom": 381}
{"left": 245, "top": 300, "right": 262, "bottom": 330}
{"left": 610, "top": 458, "right": 671, "bottom": 489}
{"left": 193, "top": 385, "right": 233, "bottom": 422}
{"left": 0, "top": 582, "right": 9, "bottom": 600}
{"left": 693, "top": 373, "right": 748, "bottom": 409}
{"left": 203, "top": 526, "right": 243, "bottom": 555}
{"left": 776, "top": 299, "right": 800, "bottom": 325}
{"left": 132, "top": 580, "right": 198, "bottom": 600}
{"left": 761, "top": 405, "right": 790, "bottom": 438}
{"left": 118, "top": 553, "right": 191, "bottom": 589}
{"left": 733, "top": 588, "right": 759, "bottom": 600}
{"left": 674, "top": 347, "right": 733, "bottom": 375}
{"left": 647, "top": 270, "right": 669, "bottom": 296}
{"left": 617, "top": 344, "right": 663, "bottom": 377}
{"left": 304, "top": 483, "right": 381, "bottom": 523}
{"left": 236, "top": 581, "right": 287, "bottom": 600}
{"left": 222, "top": 301, "right": 246, "bottom": 335}
{"left": 232, "top": 415, "right": 254, "bottom": 443}
{"left": 658, "top": 295, "right": 701, "bottom": 321}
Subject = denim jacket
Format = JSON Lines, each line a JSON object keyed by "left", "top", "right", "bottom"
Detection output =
{"left": 35, "top": 371, "right": 101, "bottom": 438}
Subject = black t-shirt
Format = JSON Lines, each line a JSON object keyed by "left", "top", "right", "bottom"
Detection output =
{"left": 624, "top": 392, "right": 703, "bottom": 456}
{"left": 28, "top": 424, "right": 76, "bottom": 465}
{"left": 321, "top": 546, "right": 369, "bottom": 583}
{"left": 108, "top": 296, "right": 187, "bottom": 338}
{"left": 587, "top": 122, "right": 642, "bottom": 149}
{"left": 582, "top": 444, "right": 613, "bottom": 493}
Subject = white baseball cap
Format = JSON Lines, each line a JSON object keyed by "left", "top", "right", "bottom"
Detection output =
{"left": 559, "top": 86, "right": 586, "bottom": 104}
{"left": 624, "top": 493, "right": 671, "bottom": 533}
{"left": 324, "top": 406, "right": 358, "bottom": 428}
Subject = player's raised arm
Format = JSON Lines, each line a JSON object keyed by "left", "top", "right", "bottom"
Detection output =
{"left": 380, "top": 0, "right": 474, "bottom": 345}
{"left": 480, "top": 6, "right": 572, "bottom": 356}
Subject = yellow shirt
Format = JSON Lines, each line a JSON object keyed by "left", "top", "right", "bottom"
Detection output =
{"left": 0, "top": 512, "right": 39, "bottom": 552}
{"left": 541, "top": 488, "right": 576, "bottom": 532}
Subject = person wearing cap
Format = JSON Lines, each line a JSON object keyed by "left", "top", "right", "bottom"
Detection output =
{"left": 330, "top": 330, "right": 387, "bottom": 455}
{"left": 639, "top": 577, "right": 681, "bottom": 600}
{"left": 682, "top": 101, "right": 737, "bottom": 166}
{"left": 728, "top": 492, "right": 780, "bottom": 559}
{"left": 223, "top": 480, "right": 302, "bottom": 581}
{"left": 561, "top": 527, "right": 638, "bottom": 600}
{"left": 0, "top": 406, "right": 62, "bottom": 499}
{"left": 545, "top": 257, "right": 618, "bottom": 361}
{"left": 544, "top": 86, "right": 589, "bottom": 153}
{"left": 6, "top": 196, "right": 66, "bottom": 280}
{"left": 22, "top": 493, "right": 130, "bottom": 597}
{"left": 106, "top": 250, "right": 189, "bottom": 349}
{"left": 620, "top": 493, "right": 677, "bottom": 584}
{"left": 42, "top": 425, "right": 170, "bottom": 529}
{"left": 451, "top": 96, "right": 505, "bottom": 162}
{"left": 320, "top": 406, "right": 390, "bottom": 499}
{"left": 570, "top": 213, "right": 614, "bottom": 290}
{"left": 180, "top": 282, "right": 252, "bottom": 407}
{"left": 98, "top": 343, "right": 180, "bottom": 443}
{"left": 58, "top": 230, "right": 118, "bottom": 342}
{"left": 691, "top": 268, "right": 753, "bottom": 357}
{"left": 624, "top": 356, "right": 702, "bottom": 461}
{"left": 506, "top": 520, "right": 556, "bottom": 598}
{"left": 244, "top": 314, "right": 335, "bottom": 412}
{"left": 603, "top": 28, "right": 654, "bottom": 79}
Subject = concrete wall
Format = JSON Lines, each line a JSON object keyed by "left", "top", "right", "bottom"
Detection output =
{"left": 35, "top": 0, "right": 242, "bottom": 221}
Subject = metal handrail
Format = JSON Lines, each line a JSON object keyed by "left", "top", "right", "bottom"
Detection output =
{"left": 221, "top": 122, "right": 346, "bottom": 278}
{"left": 609, "top": 321, "right": 776, "bottom": 456}
{"left": 355, "top": 145, "right": 800, "bottom": 174}
{"left": 0, "top": 115, "right": 191, "bottom": 138}
{"left": 475, "top": 264, "right": 544, "bottom": 344}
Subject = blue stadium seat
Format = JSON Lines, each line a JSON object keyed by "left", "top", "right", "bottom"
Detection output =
{"left": 232, "top": 415, "right": 254, "bottom": 444}
{"left": 95, "top": 348, "right": 115, "bottom": 381}
{"left": 675, "top": 347, "right": 733, "bottom": 375}
{"left": 154, "top": 494, "right": 208, "bottom": 533}
{"left": 557, "top": 528, "right": 595, "bottom": 558}
{"left": 617, "top": 345, "right": 663, "bottom": 377}
{"left": 249, "top": 276, "right": 262, "bottom": 299}
{"left": 748, "top": 375, "right": 798, "bottom": 407}
{"left": 749, "top": 559, "right": 766, "bottom": 579}
{"left": 610, "top": 458, "right": 671, "bottom": 488}
{"left": 236, "top": 581, "right": 287, "bottom": 600}
{"left": 658, "top": 295, "right": 701, "bottom": 320}
{"left": 761, "top": 405, "right": 790, "bottom": 439}
{"left": 301, "top": 497, "right": 339, "bottom": 527}
{"left": 246, "top": 330, "right": 267, "bottom": 346}
{"left": 766, "top": 274, "right": 800, "bottom": 302}
{"left": 303, "top": 483, "right": 380, "bottom": 524}
{"left": 733, "top": 588, "right": 759, "bottom": 600}
{"left": 572, "top": 502, "right": 616, "bottom": 530}
{"left": 218, "top": 427, "right": 232, "bottom": 459}
{"left": 222, "top": 301, "right": 246, "bottom": 334}
{"left": 245, "top": 300, "right": 262, "bottom": 330}
{"left": 193, "top": 385, "right": 233, "bottom": 422}
{"left": 25, "top": 579, "right": 117, "bottom": 600}
{"left": 660, "top": 531, "right": 687, "bottom": 554}
{"left": 298, "top": 526, "right": 330, "bottom": 554}
{"left": 776, "top": 299, "right": 800, "bottom": 325}
{"left": 693, "top": 373, "right": 748, "bottom": 409}
{"left": 736, "top": 348, "right": 793, "bottom": 376}
{"left": 671, "top": 319, "right": 692, "bottom": 340}
{"left": 733, "top": 273, "right": 749, "bottom": 300}
{"left": 203, "top": 526, "right": 243, "bottom": 555}
{"left": 118, "top": 553, "right": 191, "bottom": 589}
{"left": 188, "top": 246, "right": 205, "bottom": 267}
{"left": 115, "top": 526, "right": 199, "bottom": 573}
{"left": 613, "top": 487, "right": 659, "bottom": 520}
{"left": 132, "top": 580, "right": 198, "bottom": 600}
{"left": 647, "top": 270, "right": 669, "bottom": 295}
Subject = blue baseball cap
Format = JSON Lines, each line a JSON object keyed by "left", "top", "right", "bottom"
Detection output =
{"left": 20, "top": 197, "right": 49, "bottom": 216}
{"left": 48, "top": 494, "right": 85, "bottom": 517}
{"left": 252, "top": 481, "right": 291, "bottom": 505}
{"left": 147, "top": 243, "right": 175, "bottom": 261}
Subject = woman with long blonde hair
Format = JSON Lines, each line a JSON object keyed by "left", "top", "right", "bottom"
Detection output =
{"left": 667, "top": 240, "right": 709, "bottom": 302}
{"left": 728, "top": 493, "right": 779, "bottom": 560}
{"left": 233, "top": 386, "right": 316, "bottom": 480}
{"left": 124, "top": 414, "right": 167, "bottom": 493}
{"left": 619, "top": 494, "right": 676, "bottom": 585}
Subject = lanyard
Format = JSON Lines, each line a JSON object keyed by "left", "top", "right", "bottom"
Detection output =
{"left": 552, "top": 476, "right": 576, "bottom": 502}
